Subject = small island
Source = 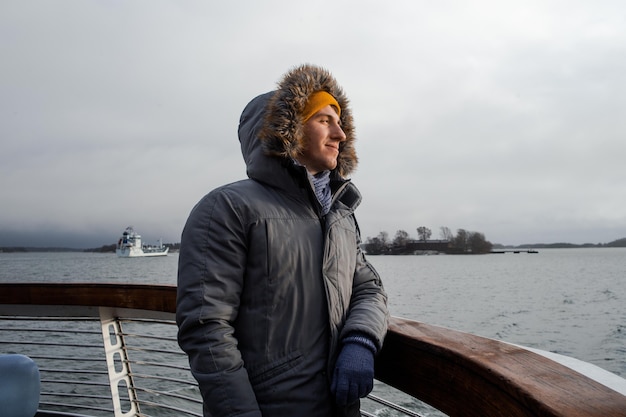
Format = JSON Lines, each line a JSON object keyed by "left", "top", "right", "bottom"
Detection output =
{"left": 362, "top": 226, "right": 626, "bottom": 255}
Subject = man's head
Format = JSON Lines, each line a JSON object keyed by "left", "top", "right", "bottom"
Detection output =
{"left": 297, "top": 102, "right": 346, "bottom": 174}
{"left": 259, "top": 64, "right": 358, "bottom": 178}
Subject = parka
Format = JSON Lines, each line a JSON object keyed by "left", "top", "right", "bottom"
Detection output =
{"left": 176, "top": 64, "right": 389, "bottom": 417}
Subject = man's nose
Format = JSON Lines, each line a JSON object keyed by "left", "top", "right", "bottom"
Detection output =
{"left": 331, "top": 124, "right": 347, "bottom": 141}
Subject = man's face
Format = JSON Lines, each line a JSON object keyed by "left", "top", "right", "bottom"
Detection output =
{"left": 298, "top": 105, "right": 346, "bottom": 175}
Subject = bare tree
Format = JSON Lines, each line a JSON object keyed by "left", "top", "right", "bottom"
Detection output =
{"left": 378, "top": 231, "right": 389, "bottom": 246}
{"left": 439, "top": 226, "right": 454, "bottom": 241}
{"left": 364, "top": 231, "right": 392, "bottom": 254}
{"left": 393, "top": 230, "right": 410, "bottom": 247}
{"left": 454, "top": 229, "right": 469, "bottom": 252}
{"left": 469, "top": 232, "right": 492, "bottom": 253}
{"left": 417, "top": 226, "right": 432, "bottom": 242}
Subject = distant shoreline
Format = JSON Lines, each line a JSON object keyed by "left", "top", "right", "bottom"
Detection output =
{"left": 493, "top": 238, "right": 626, "bottom": 249}
{"left": 0, "top": 243, "right": 180, "bottom": 253}
{"left": 2, "top": 239, "right": 624, "bottom": 253}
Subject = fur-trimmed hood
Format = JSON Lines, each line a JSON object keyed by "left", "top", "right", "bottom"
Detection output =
{"left": 239, "top": 64, "right": 357, "bottom": 181}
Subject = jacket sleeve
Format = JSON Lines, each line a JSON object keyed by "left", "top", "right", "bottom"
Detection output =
{"left": 176, "top": 190, "right": 261, "bottom": 417}
{"left": 341, "top": 219, "right": 390, "bottom": 351}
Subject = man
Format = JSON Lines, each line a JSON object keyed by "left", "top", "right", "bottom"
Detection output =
{"left": 176, "top": 64, "right": 389, "bottom": 417}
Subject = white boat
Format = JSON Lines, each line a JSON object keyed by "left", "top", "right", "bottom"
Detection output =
{"left": 115, "top": 226, "right": 169, "bottom": 258}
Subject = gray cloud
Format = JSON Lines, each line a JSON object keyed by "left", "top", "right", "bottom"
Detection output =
{"left": 2, "top": 0, "right": 625, "bottom": 248}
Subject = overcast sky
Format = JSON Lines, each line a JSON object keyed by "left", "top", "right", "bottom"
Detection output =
{"left": 2, "top": 0, "right": 625, "bottom": 248}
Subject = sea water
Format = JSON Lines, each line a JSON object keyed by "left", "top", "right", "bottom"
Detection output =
{"left": 1, "top": 248, "right": 624, "bottom": 415}
{"left": 372, "top": 248, "right": 626, "bottom": 377}
{"left": 1, "top": 249, "right": 624, "bottom": 375}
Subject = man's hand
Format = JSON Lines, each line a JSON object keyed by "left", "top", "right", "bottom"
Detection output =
{"left": 330, "top": 338, "right": 375, "bottom": 405}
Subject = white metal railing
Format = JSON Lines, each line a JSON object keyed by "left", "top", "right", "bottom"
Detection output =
{"left": 0, "top": 306, "right": 431, "bottom": 417}
{"left": 0, "top": 308, "right": 203, "bottom": 417}
{"left": 101, "top": 311, "right": 140, "bottom": 417}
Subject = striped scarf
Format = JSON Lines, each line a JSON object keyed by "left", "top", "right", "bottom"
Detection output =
{"left": 310, "top": 170, "right": 332, "bottom": 215}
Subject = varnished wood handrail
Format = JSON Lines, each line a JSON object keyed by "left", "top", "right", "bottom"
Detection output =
{"left": 375, "top": 318, "right": 626, "bottom": 417}
{"left": 0, "top": 282, "right": 177, "bottom": 313}
{"left": 1, "top": 283, "right": 625, "bottom": 416}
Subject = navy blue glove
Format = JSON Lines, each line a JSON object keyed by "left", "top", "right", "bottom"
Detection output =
{"left": 331, "top": 335, "right": 376, "bottom": 406}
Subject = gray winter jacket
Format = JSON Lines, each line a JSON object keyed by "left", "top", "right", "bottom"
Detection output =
{"left": 177, "top": 65, "right": 389, "bottom": 417}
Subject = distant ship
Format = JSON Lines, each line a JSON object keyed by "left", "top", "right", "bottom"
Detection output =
{"left": 115, "top": 226, "right": 169, "bottom": 258}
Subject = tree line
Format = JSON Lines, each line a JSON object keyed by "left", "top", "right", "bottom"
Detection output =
{"left": 363, "top": 226, "right": 493, "bottom": 255}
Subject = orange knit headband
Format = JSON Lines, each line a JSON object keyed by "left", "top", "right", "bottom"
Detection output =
{"left": 301, "top": 91, "right": 341, "bottom": 122}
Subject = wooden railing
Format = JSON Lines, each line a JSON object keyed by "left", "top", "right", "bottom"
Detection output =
{"left": 376, "top": 318, "right": 626, "bottom": 416}
{"left": 1, "top": 283, "right": 625, "bottom": 417}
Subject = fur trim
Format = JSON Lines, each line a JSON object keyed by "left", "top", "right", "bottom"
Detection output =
{"left": 259, "top": 64, "right": 358, "bottom": 177}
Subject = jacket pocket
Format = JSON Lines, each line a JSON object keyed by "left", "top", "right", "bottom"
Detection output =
{"left": 248, "top": 350, "right": 305, "bottom": 388}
